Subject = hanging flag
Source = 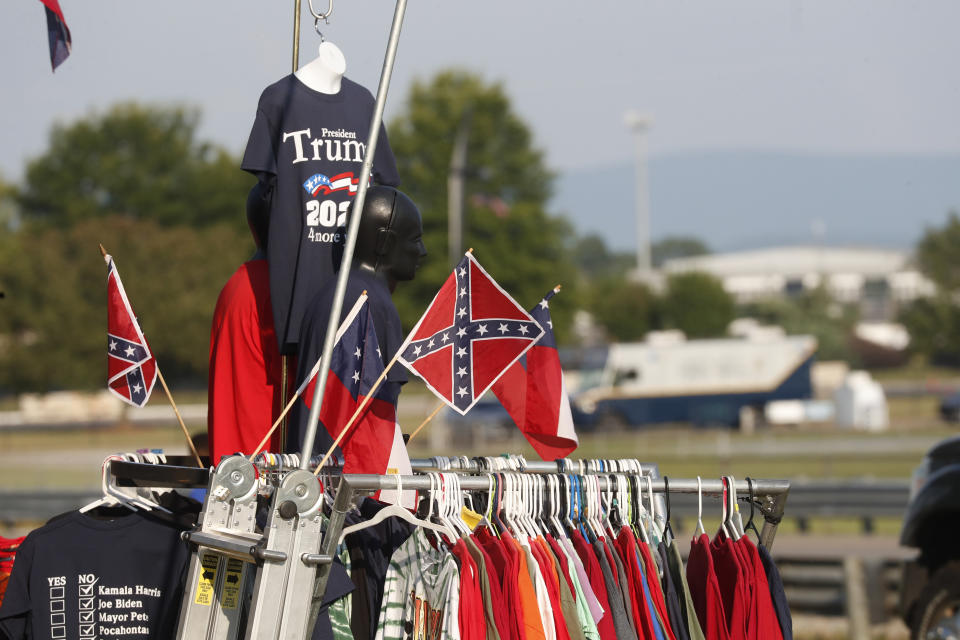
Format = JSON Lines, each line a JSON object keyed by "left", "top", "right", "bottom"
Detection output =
{"left": 491, "top": 288, "right": 579, "bottom": 460}
{"left": 38, "top": 0, "right": 71, "bottom": 70}
{"left": 105, "top": 254, "right": 157, "bottom": 407}
{"left": 301, "top": 294, "right": 401, "bottom": 475}
{"left": 399, "top": 252, "right": 544, "bottom": 414}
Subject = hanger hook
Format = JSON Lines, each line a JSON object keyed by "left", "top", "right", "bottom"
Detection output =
{"left": 746, "top": 476, "right": 757, "bottom": 530}
{"left": 308, "top": 0, "right": 334, "bottom": 22}
{"left": 663, "top": 476, "right": 671, "bottom": 527}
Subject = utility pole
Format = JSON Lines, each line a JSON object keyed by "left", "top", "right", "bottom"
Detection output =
{"left": 625, "top": 111, "right": 653, "bottom": 279}
{"left": 448, "top": 110, "right": 472, "bottom": 267}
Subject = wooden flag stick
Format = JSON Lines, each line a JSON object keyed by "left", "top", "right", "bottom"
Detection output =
{"left": 406, "top": 400, "right": 445, "bottom": 442}
{"left": 313, "top": 349, "right": 403, "bottom": 476}
{"left": 249, "top": 392, "right": 298, "bottom": 461}
{"left": 157, "top": 368, "right": 203, "bottom": 467}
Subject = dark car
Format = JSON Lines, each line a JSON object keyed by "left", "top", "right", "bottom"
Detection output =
{"left": 900, "top": 435, "right": 960, "bottom": 638}
{"left": 940, "top": 391, "right": 960, "bottom": 422}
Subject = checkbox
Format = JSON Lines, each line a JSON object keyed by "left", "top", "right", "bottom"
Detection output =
{"left": 50, "top": 613, "right": 65, "bottom": 625}
{"left": 49, "top": 586, "right": 64, "bottom": 599}
{"left": 50, "top": 600, "right": 64, "bottom": 612}
{"left": 51, "top": 627, "right": 65, "bottom": 639}
{"left": 79, "top": 610, "right": 94, "bottom": 623}
{"left": 78, "top": 597, "right": 95, "bottom": 610}
{"left": 79, "top": 584, "right": 94, "bottom": 596}
{"left": 79, "top": 623, "right": 95, "bottom": 636}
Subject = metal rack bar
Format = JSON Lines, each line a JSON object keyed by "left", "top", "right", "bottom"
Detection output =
{"left": 299, "top": 0, "right": 410, "bottom": 466}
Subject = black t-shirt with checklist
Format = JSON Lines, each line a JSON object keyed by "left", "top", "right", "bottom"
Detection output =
{"left": 0, "top": 509, "right": 189, "bottom": 639}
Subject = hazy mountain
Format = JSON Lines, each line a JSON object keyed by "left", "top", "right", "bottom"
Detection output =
{"left": 551, "top": 151, "right": 960, "bottom": 254}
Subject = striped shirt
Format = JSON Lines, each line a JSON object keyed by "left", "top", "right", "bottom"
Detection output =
{"left": 375, "top": 529, "right": 461, "bottom": 640}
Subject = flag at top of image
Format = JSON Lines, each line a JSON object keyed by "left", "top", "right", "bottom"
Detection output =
{"left": 38, "top": 0, "right": 71, "bottom": 70}
{"left": 399, "top": 252, "right": 544, "bottom": 414}
{"left": 491, "top": 288, "right": 579, "bottom": 460}
{"left": 105, "top": 254, "right": 157, "bottom": 407}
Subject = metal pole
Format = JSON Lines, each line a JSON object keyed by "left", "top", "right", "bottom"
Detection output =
{"left": 299, "top": 0, "right": 409, "bottom": 468}
{"left": 625, "top": 112, "right": 652, "bottom": 278}
{"left": 292, "top": 0, "right": 302, "bottom": 72}
{"left": 281, "top": 0, "right": 304, "bottom": 454}
{"left": 447, "top": 111, "right": 471, "bottom": 268}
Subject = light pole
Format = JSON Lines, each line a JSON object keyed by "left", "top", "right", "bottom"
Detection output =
{"left": 448, "top": 110, "right": 472, "bottom": 268}
{"left": 625, "top": 111, "right": 653, "bottom": 279}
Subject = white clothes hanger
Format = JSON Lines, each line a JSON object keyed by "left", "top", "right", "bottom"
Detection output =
{"left": 80, "top": 456, "right": 136, "bottom": 513}
{"left": 338, "top": 474, "right": 456, "bottom": 543}
{"left": 80, "top": 454, "right": 171, "bottom": 514}
{"left": 694, "top": 476, "right": 707, "bottom": 538}
{"left": 726, "top": 476, "right": 744, "bottom": 540}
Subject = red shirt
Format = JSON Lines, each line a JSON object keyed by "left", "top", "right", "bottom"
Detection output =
{"left": 739, "top": 536, "right": 783, "bottom": 640}
{"left": 476, "top": 527, "right": 527, "bottom": 640}
{"left": 452, "top": 539, "right": 487, "bottom": 640}
{"left": 531, "top": 538, "right": 572, "bottom": 640}
{"left": 208, "top": 259, "right": 290, "bottom": 462}
{"left": 613, "top": 528, "right": 657, "bottom": 640}
{"left": 469, "top": 534, "right": 512, "bottom": 640}
{"left": 710, "top": 534, "right": 747, "bottom": 640}
{"left": 686, "top": 534, "right": 731, "bottom": 640}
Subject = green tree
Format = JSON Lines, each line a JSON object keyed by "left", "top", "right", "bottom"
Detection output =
{"left": 742, "top": 286, "right": 858, "bottom": 361}
{"left": 900, "top": 297, "right": 960, "bottom": 367}
{"left": 572, "top": 234, "right": 634, "bottom": 279}
{"left": 0, "top": 175, "right": 17, "bottom": 231}
{"left": 916, "top": 211, "right": 960, "bottom": 292}
{"left": 900, "top": 211, "right": 960, "bottom": 366}
{"left": 661, "top": 271, "right": 734, "bottom": 338}
{"left": 387, "top": 70, "right": 578, "bottom": 340}
{"left": 0, "top": 217, "right": 251, "bottom": 393}
{"left": 17, "top": 103, "right": 252, "bottom": 229}
{"left": 588, "top": 277, "right": 658, "bottom": 341}
{"left": 651, "top": 236, "right": 709, "bottom": 267}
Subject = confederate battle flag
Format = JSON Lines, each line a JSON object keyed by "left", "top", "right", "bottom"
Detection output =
{"left": 105, "top": 253, "right": 157, "bottom": 407}
{"left": 399, "top": 252, "right": 544, "bottom": 414}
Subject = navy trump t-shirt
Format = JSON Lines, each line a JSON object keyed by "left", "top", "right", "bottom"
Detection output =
{"left": 242, "top": 74, "right": 400, "bottom": 354}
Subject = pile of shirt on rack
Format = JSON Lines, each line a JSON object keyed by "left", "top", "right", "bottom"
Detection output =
{"left": 332, "top": 499, "right": 791, "bottom": 640}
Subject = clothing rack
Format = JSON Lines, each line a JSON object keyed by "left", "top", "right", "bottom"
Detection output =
{"left": 100, "top": 455, "right": 790, "bottom": 639}
{"left": 408, "top": 456, "right": 790, "bottom": 549}
{"left": 314, "top": 470, "right": 791, "bottom": 620}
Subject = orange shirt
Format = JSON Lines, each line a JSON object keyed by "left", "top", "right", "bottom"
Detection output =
{"left": 509, "top": 537, "right": 547, "bottom": 640}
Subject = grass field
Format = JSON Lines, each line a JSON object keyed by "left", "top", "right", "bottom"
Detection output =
{"left": 1, "top": 388, "right": 955, "bottom": 487}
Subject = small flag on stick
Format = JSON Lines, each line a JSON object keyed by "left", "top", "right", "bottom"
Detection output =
{"left": 104, "top": 251, "right": 157, "bottom": 408}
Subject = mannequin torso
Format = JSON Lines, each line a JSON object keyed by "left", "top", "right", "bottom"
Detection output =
{"left": 294, "top": 41, "right": 346, "bottom": 94}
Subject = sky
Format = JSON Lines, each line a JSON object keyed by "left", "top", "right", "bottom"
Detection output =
{"left": 4, "top": 1, "right": 960, "bottom": 247}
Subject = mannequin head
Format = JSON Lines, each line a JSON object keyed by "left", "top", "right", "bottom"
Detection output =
{"left": 247, "top": 181, "right": 272, "bottom": 249}
{"left": 294, "top": 41, "right": 346, "bottom": 94}
{"left": 354, "top": 186, "right": 426, "bottom": 290}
